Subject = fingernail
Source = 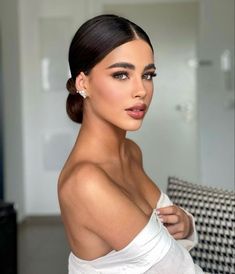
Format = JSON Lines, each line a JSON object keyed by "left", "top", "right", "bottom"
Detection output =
{"left": 156, "top": 210, "right": 160, "bottom": 215}
{"left": 158, "top": 216, "right": 164, "bottom": 222}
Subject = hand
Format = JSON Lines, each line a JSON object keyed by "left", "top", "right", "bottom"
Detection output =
{"left": 156, "top": 205, "right": 193, "bottom": 240}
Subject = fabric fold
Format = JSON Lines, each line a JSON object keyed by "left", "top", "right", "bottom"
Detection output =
{"left": 68, "top": 192, "right": 204, "bottom": 274}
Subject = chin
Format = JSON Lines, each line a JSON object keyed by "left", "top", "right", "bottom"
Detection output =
{"left": 123, "top": 120, "right": 143, "bottom": 131}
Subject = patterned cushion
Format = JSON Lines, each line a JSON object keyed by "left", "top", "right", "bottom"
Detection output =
{"left": 167, "top": 177, "right": 235, "bottom": 274}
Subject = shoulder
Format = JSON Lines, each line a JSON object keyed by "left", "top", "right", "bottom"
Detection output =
{"left": 58, "top": 161, "right": 148, "bottom": 250}
{"left": 58, "top": 162, "right": 110, "bottom": 204}
{"left": 58, "top": 160, "right": 140, "bottom": 220}
{"left": 58, "top": 161, "right": 121, "bottom": 233}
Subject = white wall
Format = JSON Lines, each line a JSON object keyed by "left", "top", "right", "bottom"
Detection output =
{"left": 198, "top": 0, "right": 234, "bottom": 190}
{"left": 1, "top": 0, "right": 234, "bottom": 218}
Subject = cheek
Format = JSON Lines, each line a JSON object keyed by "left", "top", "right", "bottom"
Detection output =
{"left": 144, "top": 82, "right": 154, "bottom": 101}
{"left": 92, "top": 79, "right": 127, "bottom": 104}
{"left": 149, "top": 88, "right": 154, "bottom": 102}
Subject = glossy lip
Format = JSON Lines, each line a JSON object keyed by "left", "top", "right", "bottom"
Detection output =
{"left": 125, "top": 103, "right": 147, "bottom": 119}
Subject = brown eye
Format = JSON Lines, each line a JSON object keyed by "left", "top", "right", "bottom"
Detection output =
{"left": 112, "top": 71, "right": 129, "bottom": 80}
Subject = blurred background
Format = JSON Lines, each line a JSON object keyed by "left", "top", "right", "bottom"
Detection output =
{"left": 0, "top": 0, "right": 234, "bottom": 273}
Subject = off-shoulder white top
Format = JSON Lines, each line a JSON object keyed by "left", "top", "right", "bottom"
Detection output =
{"left": 68, "top": 193, "right": 204, "bottom": 274}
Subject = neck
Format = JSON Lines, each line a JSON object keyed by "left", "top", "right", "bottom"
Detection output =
{"left": 76, "top": 117, "right": 128, "bottom": 161}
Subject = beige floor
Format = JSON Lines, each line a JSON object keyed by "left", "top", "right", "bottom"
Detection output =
{"left": 18, "top": 216, "right": 70, "bottom": 274}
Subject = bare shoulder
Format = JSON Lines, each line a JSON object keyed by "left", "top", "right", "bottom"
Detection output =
{"left": 58, "top": 162, "right": 110, "bottom": 208}
{"left": 58, "top": 162, "right": 149, "bottom": 251}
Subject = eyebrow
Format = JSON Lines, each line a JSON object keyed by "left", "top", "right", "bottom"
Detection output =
{"left": 106, "top": 62, "right": 156, "bottom": 71}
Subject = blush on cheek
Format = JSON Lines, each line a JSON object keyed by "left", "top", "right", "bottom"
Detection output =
{"left": 97, "top": 82, "right": 127, "bottom": 103}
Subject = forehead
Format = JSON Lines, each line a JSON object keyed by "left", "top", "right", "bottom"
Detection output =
{"left": 96, "top": 39, "right": 154, "bottom": 69}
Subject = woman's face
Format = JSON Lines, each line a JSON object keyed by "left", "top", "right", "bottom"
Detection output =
{"left": 83, "top": 39, "right": 156, "bottom": 131}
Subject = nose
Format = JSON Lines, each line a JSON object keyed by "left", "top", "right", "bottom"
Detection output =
{"left": 132, "top": 77, "right": 147, "bottom": 98}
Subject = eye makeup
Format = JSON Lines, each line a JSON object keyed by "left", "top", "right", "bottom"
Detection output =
{"left": 112, "top": 71, "right": 129, "bottom": 80}
{"left": 142, "top": 71, "right": 157, "bottom": 80}
{"left": 111, "top": 70, "right": 157, "bottom": 81}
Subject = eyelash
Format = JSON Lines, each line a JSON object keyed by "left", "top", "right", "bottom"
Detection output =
{"left": 143, "top": 72, "right": 157, "bottom": 80}
{"left": 112, "top": 71, "right": 157, "bottom": 81}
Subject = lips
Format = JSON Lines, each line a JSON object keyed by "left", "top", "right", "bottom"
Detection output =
{"left": 125, "top": 104, "right": 147, "bottom": 119}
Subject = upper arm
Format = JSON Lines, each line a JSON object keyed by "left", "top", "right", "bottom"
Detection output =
{"left": 58, "top": 163, "right": 149, "bottom": 251}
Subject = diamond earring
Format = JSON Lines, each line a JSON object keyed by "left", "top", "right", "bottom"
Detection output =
{"left": 77, "top": 90, "right": 87, "bottom": 99}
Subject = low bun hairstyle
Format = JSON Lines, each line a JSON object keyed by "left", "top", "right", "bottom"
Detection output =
{"left": 66, "top": 78, "right": 83, "bottom": 123}
{"left": 66, "top": 14, "right": 153, "bottom": 123}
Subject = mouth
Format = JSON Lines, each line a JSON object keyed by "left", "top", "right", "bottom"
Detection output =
{"left": 125, "top": 104, "right": 147, "bottom": 119}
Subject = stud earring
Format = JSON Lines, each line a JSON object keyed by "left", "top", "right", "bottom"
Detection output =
{"left": 77, "top": 90, "right": 87, "bottom": 99}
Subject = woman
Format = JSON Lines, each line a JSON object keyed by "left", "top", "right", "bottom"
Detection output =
{"left": 58, "top": 14, "right": 204, "bottom": 273}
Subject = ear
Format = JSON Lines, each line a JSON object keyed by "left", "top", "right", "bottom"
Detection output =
{"left": 75, "top": 72, "right": 89, "bottom": 92}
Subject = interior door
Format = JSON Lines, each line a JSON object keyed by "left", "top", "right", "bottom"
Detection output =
{"left": 102, "top": 2, "right": 199, "bottom": 190}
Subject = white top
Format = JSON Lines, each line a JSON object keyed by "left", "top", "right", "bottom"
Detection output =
{"left": 68, "top": 193, "right": 204, "bottom": 274}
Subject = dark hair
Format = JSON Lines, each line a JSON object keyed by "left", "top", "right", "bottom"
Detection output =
{"left": 66, "top": 14, "right": 154, "bottom": 123}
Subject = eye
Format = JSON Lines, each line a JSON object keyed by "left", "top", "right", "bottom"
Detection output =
{"left": 143, "top": 72, "right": 157, "bottom": 80}
{"left": 112, "top": 71, "right": 129, "bottom": 80}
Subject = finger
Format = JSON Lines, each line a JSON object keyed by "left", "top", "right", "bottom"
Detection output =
{"left": 165, "top": 224, "right": 179, "bottom": 234}
{"left": 165, "top": 222, "right": 189, "bottom": 239}
{"left": 165, "top": 224, "right": 184, "bottom": 236}
{"left": 172, "top": 232, "right": 185, "bottom": 240}
{"left": 158, "top": 214, "right": 180, "bottom": 225}
{"left": 157, "top": 205, "right": 178, "bottom": 216}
